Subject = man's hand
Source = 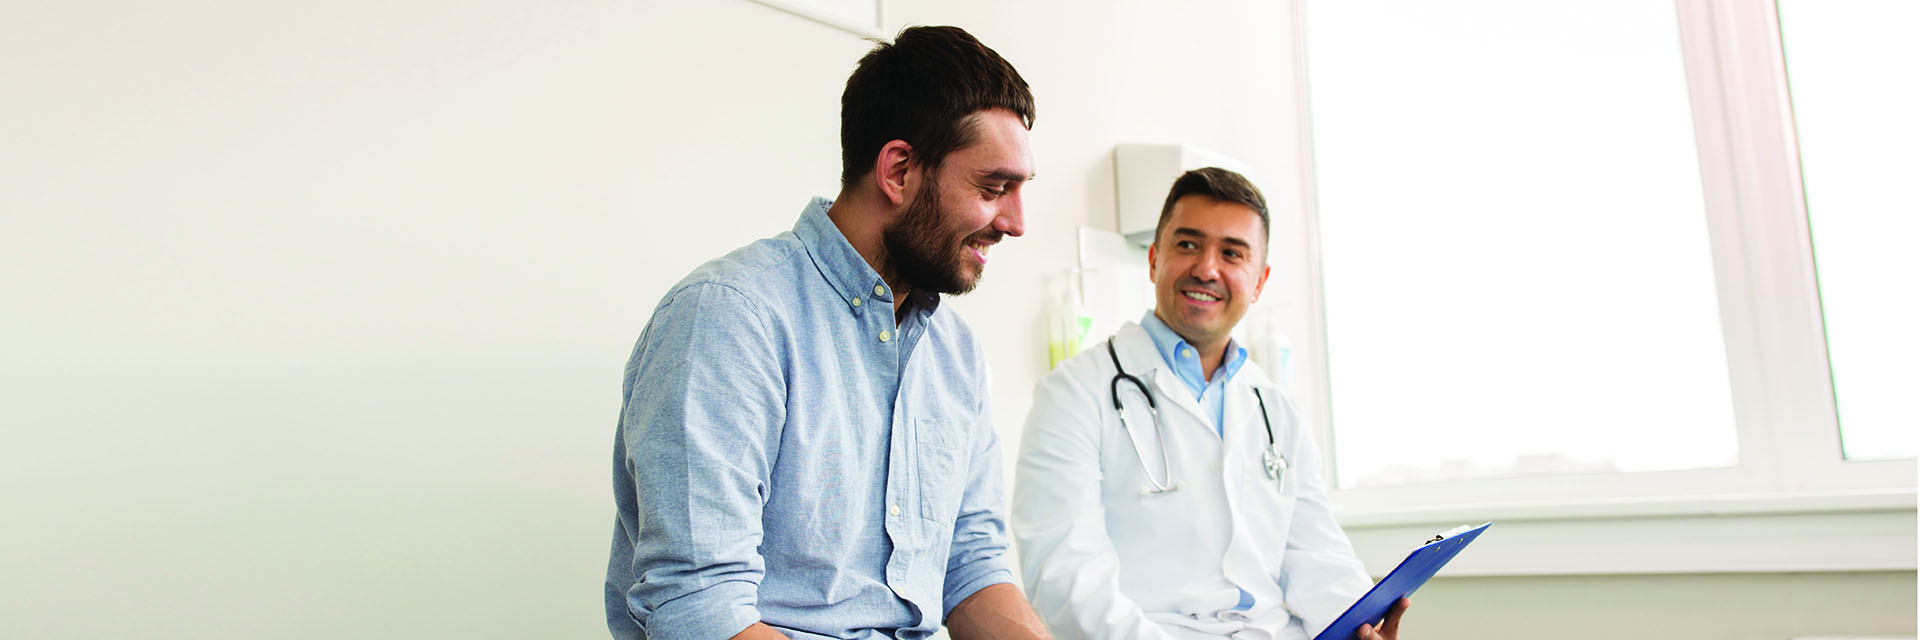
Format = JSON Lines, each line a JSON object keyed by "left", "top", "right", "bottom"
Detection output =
{"left": 1357, "top": 597, "right": 1410, "bottom": 640}
{"left": 945, "top": 583, "right": 1052, "bottom": 640}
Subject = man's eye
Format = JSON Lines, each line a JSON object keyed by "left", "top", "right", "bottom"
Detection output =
{"left": 1177, "top": 240, "right": 1197, "bottom": 250}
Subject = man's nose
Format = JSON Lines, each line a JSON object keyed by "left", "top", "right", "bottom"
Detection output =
{"left": 994, "top": 194, "right": 1025, "bottom": 238}
{"left": 1189, "top": 250, "right": 1222, "bottom": 280}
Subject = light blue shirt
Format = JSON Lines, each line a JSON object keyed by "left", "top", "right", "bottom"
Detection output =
{"left": 1139, "top": 310, "right": 1248, "bottom": 435}
{"left": 606, "top": 198, "right": 1014, "bottom": 640}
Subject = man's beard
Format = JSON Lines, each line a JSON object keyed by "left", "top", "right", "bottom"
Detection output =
{"left": 881, "top": 177, "right": 989, "bottom": 296}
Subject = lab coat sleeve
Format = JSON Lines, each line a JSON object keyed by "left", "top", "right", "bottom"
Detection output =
{"left": 1274, "top": 407, "right": 1371, "bottom": 637}
{"left": 1011, "top": 363, "right": 1178, "bottom": 640}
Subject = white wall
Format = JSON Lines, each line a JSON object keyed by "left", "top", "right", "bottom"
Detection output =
{"left": 1414, "top": 572, "right": 1916, "bottom": 640}
{"left": 2, "top": 2, "right": 1910, "bottom": 639}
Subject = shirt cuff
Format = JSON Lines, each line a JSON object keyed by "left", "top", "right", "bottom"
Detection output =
{"left": 941, "top": 566, "right": 1015, "bottom": 620}
{"left": 642, "top": 580, "right": 761, "bottom": 640}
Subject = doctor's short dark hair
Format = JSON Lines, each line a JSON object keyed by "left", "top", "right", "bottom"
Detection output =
{"left": 839, "top": 25, "right": 1035, "bottom": 189}
{"left": 1154, "top": 167, "right": 1272, "bottom": 253}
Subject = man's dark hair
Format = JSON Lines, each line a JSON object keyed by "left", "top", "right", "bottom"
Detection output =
{"left": 1154, "top": 167, "right": 1272, "bottom": 256}
{"left": 840, "top": 26, "right": 1035, "bottom": 189}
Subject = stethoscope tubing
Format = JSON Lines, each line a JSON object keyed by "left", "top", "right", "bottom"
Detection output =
{"left": 1105, "top": 338, "right": 1284, "bottom": 495}
{"left": 1108, "top": 339, "right": 1179, "bottom": 493}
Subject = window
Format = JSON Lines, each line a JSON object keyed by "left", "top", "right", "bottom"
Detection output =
{"left": 1777, "top": 0, "right": 1920, "bottom": 462}
{"left": 1301, "top": 0, "right": 1739, "bottom": 490}
{"left": 1294, "top": 0, "right": 1915, "bottom": 519}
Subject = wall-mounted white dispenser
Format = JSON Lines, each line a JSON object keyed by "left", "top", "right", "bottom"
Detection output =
{"left": 1112, "top": 143, "right": 1252, "bottom": 246}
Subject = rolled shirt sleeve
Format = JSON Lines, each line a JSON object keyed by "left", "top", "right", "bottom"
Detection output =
{"left": 941, "top": 368, "right": 1015, "bottom": 618}
{"left": 614, "top": 282, "right": 788, "bottom": 639}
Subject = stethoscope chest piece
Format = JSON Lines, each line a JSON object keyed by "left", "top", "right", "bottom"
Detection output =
{"left": 1262, "top": 445, "right": 1288, "bottom": 483}
{"left": 1252, "top": 386, "right": 1287, "bottom": 490}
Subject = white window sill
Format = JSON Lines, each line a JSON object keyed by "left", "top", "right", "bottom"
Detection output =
{"left": 1336, "top": 489, "right": 1917, "bottom": 577}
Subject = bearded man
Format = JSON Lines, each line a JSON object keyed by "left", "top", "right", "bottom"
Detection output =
{"left": 604, "top": 25, "right": 1049, "bottom": 640}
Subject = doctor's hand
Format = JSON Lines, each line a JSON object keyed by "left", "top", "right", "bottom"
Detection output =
{"left": 1357, "top": 597, "right": 1411, "bottom": 640}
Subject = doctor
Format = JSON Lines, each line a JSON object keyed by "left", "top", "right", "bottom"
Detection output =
{"left": 1012, "top": 168, "right": 1407, "bottom": 640}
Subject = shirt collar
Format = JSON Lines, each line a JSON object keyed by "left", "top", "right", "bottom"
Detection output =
{"left": 1139, "top": 309, "right": 1247, "bottom": 392}
{"left": 793, "top": 197, "right": 942, "bottom": 316}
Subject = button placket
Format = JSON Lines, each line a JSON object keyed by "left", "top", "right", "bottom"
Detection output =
{"left": 882, "top": 411, "right": 912, "bottom": 588}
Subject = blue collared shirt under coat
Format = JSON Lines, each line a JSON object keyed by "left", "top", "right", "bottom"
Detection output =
{"left": 605, "top": 198, "right": 1014, "bottom": 639}
{"left": 1138, "top": 310, "right": 1248, "bottom": 435}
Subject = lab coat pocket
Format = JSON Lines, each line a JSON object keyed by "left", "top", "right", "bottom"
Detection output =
{"left": 1248, "top": 460, "right": 1299, "bottom": 556}
{"left": 915, "top": 417, "right": 968, "bottom": 525}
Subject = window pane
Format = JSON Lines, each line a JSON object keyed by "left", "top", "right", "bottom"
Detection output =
{"left": 1302, "top": 0, "right": 1739, "bottom": 488}
{"left": 1778, "top": 0, "right": 1920, "bottom": 461}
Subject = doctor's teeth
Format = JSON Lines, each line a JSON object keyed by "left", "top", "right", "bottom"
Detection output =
{"left": 1184, "top": 291, "right": 1219, "bottom": 302}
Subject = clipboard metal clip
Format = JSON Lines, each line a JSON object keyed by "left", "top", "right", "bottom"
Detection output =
{"left": 1424, "top": 524, "right": 1475, "bottom": 544}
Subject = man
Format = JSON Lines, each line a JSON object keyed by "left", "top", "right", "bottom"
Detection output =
{"left": 1011, "top": 169, "right": 1409, "bottom": 640}
{"left": 605, "top": 26, "right": 1049, "bottom": 640}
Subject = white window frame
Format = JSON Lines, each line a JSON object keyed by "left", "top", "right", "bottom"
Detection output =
{"left": 1289, "top": 0, "right": 1915, "bottom": 576}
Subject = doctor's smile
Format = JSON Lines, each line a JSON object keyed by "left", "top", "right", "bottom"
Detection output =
{"left": 1181, "top": 289, "right": 1223, "bottom": 303}
{"left": 1178, "top": 282, "right": 1228, "bottom": 306}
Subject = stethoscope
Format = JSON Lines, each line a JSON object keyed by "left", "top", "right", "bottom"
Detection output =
{"left": 1106, "top": 339, "right": 1288, "bottom": 495}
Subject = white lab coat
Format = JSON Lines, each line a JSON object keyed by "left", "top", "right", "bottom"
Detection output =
{"left": 1012, "top": 322, "right": 1370, "bottom": 640}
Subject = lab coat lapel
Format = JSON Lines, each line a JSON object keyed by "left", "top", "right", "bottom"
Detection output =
{"left": 1110, "top": 323, "right": 1213, "bottom": 435}
{"left": 1225, "top": 363, "right": 1299, "bottom": 457}
{"left": 1149, "top": 369, "right": 1211, "bottom": 429}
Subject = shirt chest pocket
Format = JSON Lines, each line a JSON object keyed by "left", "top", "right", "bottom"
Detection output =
{"left": 915, "top": 417, "right": 970, "bottom": 524}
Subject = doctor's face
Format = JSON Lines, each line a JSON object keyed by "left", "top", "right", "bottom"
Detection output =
{"left": 1148, "top": 195, "right": 1271, "bottom": 352}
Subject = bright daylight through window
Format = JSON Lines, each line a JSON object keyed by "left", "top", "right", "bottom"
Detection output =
{"left": 1301, "top": 1, "right": 1739, "bottom": 489}
{"left": 1777, "top": 0, "right": 1919, "bottom": 462}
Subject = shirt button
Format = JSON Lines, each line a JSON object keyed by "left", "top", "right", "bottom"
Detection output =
{"left": 851, "top": 297, "right": 862, "bottom": 308}
{"left": 1181, "top": 348, "right": 1194, "bottom": 359}
{"left": 874, "top": 284, "right": 887, "bottom": 296}
{"left": 889, "top": 504, "right": 901, "bottom": 516}
{"left": 879, "top": 330, "right": 892, "bottom": 343}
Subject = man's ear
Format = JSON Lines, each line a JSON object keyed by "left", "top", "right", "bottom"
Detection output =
{"left": 1252, "top": 263, "right": 1271, "bottom": 302}
{"left": 873, "top": 140, "right": 916, "bottom": 207}
{"left": 1147, "top": 243, "right": 1158, "bottom": 281}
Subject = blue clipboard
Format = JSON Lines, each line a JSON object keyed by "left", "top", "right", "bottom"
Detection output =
{"left": 1312, "top": 522, "right": 1492, "bottom": 640}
